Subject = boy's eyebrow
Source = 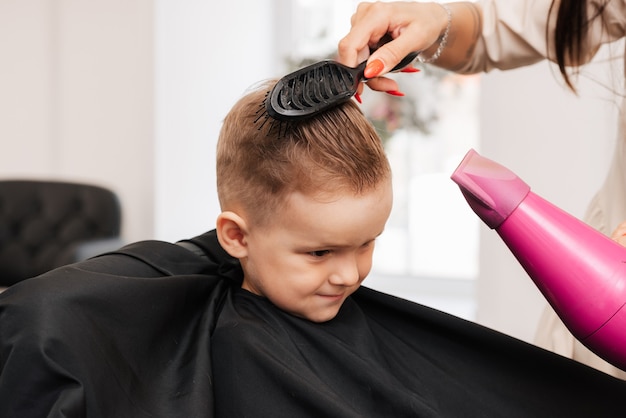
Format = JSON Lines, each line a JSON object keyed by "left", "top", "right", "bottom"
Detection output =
{"left": 308, "top": 230, "right": 385, "bottom": 249}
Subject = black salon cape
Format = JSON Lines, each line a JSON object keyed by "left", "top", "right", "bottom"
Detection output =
{"left": 0, "top": 230, "right": 624, "bottom": 417}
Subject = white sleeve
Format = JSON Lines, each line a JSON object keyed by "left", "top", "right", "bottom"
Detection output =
{"left": 459, "top": 0, "right": 626, "bottom": 73}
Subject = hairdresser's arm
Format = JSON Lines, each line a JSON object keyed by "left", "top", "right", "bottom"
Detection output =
{"left": 337, "top": 1, "right": 482, "bottom": 92}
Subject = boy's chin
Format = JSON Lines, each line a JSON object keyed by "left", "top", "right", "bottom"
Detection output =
{"left": 292, "top": 306, "right": 342, "bottom": 323}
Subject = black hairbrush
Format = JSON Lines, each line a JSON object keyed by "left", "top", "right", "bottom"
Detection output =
{"left": 266, "top": 50, "right": 419, "bottom": 122}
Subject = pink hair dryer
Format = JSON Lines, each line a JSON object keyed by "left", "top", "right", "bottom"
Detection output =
{"left": 451, "top": 149, "right": 626, "bottom": 371}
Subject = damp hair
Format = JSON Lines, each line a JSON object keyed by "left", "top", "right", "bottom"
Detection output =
{"left": 216, "top": 79, "right": 391, "bottom": 226}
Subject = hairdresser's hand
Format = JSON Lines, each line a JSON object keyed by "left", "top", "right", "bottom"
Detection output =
{"left": 611, "top": 221, "right": 626, "bottom": 247}
{"left": 337, "top": 1, "right": 449, "bottom": 93}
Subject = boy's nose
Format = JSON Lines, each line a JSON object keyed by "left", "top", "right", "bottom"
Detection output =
{"left": 329, "top": 257, "right": 360, "bottom": 286}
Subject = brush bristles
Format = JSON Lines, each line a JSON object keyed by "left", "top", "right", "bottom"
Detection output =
{"left": 255, "top": 90, "right": 292, "bottom": 138}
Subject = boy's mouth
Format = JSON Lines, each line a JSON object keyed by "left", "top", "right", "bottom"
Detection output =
{"left": 317, "top": 293, "right": 344, "bottom": 301}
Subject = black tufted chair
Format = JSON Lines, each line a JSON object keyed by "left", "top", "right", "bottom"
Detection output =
{"left": 0, "top": 180, "right": 123, "bottom": 287}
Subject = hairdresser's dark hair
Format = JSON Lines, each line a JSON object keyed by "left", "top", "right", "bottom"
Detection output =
{"left": 550, "top": 0, "right": 611, "bottom": 92}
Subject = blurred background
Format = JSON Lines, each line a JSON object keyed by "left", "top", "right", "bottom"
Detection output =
{"left": 1, "top": 0, "right": 621, "bottom": 345}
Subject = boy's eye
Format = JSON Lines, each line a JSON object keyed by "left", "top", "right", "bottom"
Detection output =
{"left": 359, "top": 240, "right": 374, "bottom": 251}
{"left": 309, "top": 250, "right": 331, "bottom": 257}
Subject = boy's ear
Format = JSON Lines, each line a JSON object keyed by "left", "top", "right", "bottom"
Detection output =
{"left": 216, "top": 211, "right": 249, "bottom": 259}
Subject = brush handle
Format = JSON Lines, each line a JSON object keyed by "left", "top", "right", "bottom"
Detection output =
{"left": 391, "top": 51, "right": 420, "bottom": 71}
{"left": 364, "top": 33, "right": 420, "bottom": 78}
{"left": 359, "top": 51, "right": 419, "bottom": 81}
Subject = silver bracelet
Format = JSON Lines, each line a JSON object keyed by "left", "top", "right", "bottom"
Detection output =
{"left": 418, "top": 3, "right": 452, "bottom": 64}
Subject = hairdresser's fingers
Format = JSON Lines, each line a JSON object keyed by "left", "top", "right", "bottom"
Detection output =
{"left": 363, "top": 36, "right": 419, "bottom": 79}
{"left": 611, "top": 221, "right": 626, "bottom": 247}
{"left": 350, "top": 2, "right": 449, "bottom": 78}
{"left": 356, "top": 82, "right": 364, "bottom": 97}
{"left": 610, "top": 221, "right": 626, "bottom": 238}
{"left": 400, "top": 65, "right": 421, "bottom": 74}
{"left": 364, "top": 76, "right": 400, "bottom": 94}
{"left": 339, "top": 5, "right": 422, "bottom": 77}
{"left": 338, "top": 2, "right": 393, "bottom": 68}
{"left": 366, "top": 5, "right": 450, "bottom": 77}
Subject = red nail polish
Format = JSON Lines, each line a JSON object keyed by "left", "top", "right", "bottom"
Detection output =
{"left": 364, "top": 59, "right": 384, "bottom": 78}
{"left": 400, "top": 67, "right": 420, "bottom": 73}
{"left": 386, "top": 90, "right": 405, "bottom": 97}
{"left": 354, "top": 92, "right": 362, "bottom": 104}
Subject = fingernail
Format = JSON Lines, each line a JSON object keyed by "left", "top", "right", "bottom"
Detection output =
{"left": 364, "top": 59, "right": 384, "bottom": 78}
{"left": 386, "top": 90, "right": 405, "bottom": 97}
{"left": 400, "top": 67, "right": 421, "bottom": 73}
{"left": 354, "top": 92, "right": 362, "bottom": 104}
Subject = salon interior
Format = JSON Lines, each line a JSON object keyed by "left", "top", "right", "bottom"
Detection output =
{"left": 1, "top": 0, "right": 619, "bottom": 346}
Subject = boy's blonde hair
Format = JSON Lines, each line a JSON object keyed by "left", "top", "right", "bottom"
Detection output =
{"left": 216, "top": 80, "right": 391, "bottom": 226}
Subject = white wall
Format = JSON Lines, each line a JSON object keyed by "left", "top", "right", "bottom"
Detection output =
{"left": 0, "top": 0, "right": 53, "bottom": 175}
{"left": 1, "top": 0, "right": 276, "bottom": 244}
{"left": 1, "top": 0, "right": 154, "bottom": 242}
{"left": 153, "top": 0, "right": 276, "bottom": 242}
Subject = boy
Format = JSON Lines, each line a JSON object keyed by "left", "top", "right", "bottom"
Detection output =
{"left": 0, "top": 81, "right": 625, "bottom": 417}
{"left": 214, "top": 80, "right": 393, "bottom": 324}
{"left": 210, "top": 82, "right": 626, "bottom": 417}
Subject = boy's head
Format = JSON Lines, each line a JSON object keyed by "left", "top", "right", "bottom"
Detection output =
{"left": 216, "top": 80, "right": 392, "bottom": 322}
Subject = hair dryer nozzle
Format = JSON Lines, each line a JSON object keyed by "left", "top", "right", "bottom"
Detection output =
{"left": 450, "top": 149, "right": 530, "bottom": 229}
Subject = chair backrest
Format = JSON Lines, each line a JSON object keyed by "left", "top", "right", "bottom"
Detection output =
{"left": 0, "top": 180, "right": 122, "bottom": 286}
